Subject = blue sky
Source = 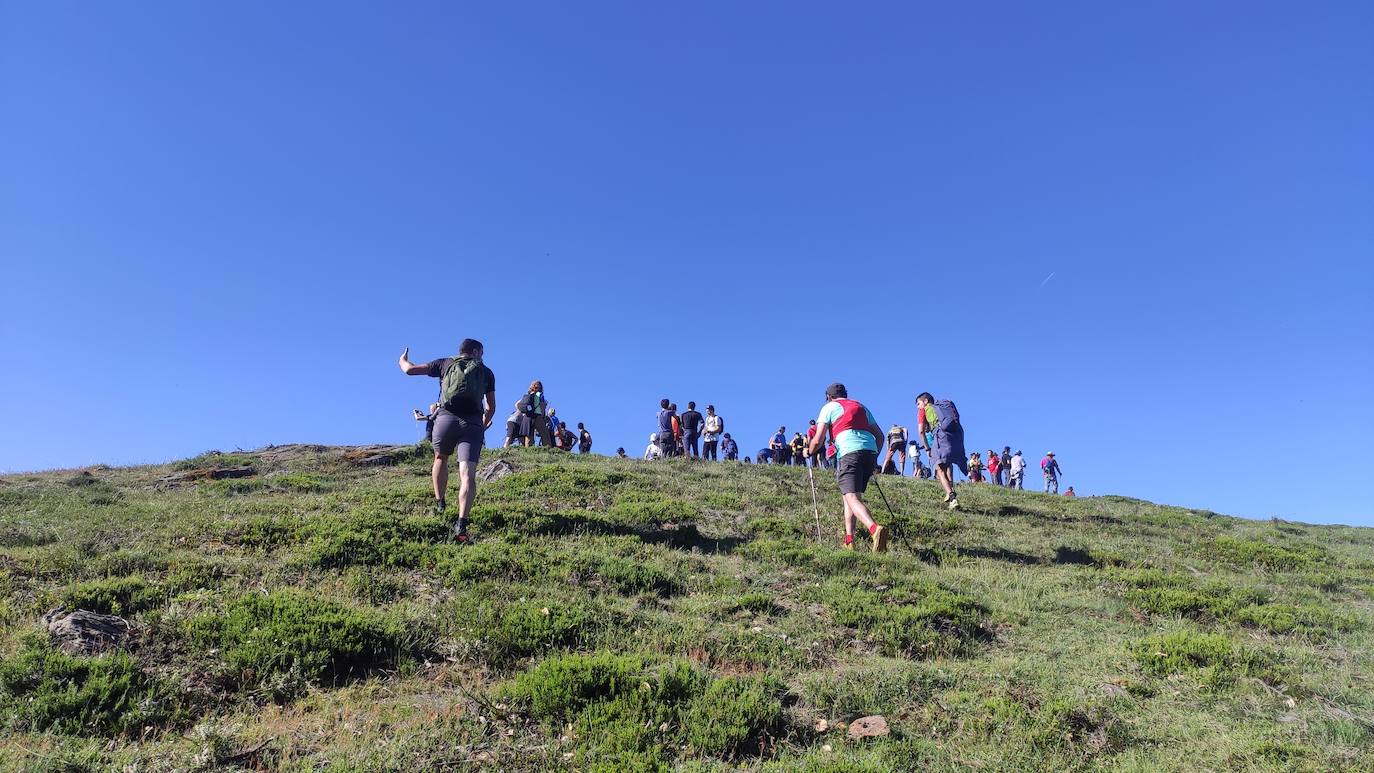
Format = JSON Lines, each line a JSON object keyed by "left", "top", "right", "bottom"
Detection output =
{"left": 2, "top": 2, "right": 1371, "bottom": 525}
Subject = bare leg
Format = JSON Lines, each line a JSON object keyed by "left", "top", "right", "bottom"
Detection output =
{"left": 843, "top": 493, "right": 878, "bottom": 532}
{"left": 432, "top": 453, "right": 450, "bottom": 501}
{"left": 935, "top": 464, "right": 955, "bottom": 499}
{"left": 455, "top": 461, "right": 477, "bottom": 521}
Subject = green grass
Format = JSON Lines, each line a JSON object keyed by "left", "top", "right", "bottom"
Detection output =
{"left": 0, "top": 445, "right": 1371, "bottom": 770}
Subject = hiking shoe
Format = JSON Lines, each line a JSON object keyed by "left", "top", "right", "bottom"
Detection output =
{"left": 452, "top": 519, "right": 470, "bottom": 544}
{"left": 871, "top": 525, "right": 889, "bottom": 553}
{"left": 947, "top": 496, "right": 960, "bottom": 511}
{"left": 842, "top": 540, "right": 855, "bottom": 551}
{"left": 431, "top": 499, "right": 447, "bottom": 517}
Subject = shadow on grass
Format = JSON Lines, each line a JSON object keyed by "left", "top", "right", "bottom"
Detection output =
{"left": 526, "top": 512, "right": 749, "bottom": 555}
{"left": 956, "top": 545, "right": 1045, "bottom": 565}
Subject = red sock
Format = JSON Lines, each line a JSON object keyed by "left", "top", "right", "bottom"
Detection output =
{"left": 868, "top": 523, "right": 879, "bottom": 535}
{"left": 843, "top": 534, "right": 854, "bottom": 545}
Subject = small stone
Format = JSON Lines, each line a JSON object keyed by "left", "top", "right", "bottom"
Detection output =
{"left": 814, "top": 719, "right": 829, "bottom": 732}
{"left": 822, "top": 744, "right": 833, "bottom": 752}
{"left": 847, "top": 715, "right": 889, "bottom": 740}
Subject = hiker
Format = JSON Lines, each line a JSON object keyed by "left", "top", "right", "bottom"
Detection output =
{"left": 656, "top": 400, "right": 679, "bottom": 457}
{"left": 1009, "top": 450, "right": 1026, "bottom": 489}
{"left": 882, "top": 424, "right": 908, "bottom": 476}
{"left": 789, "top": 433, "right": 807, "bottom": 466}
{"left": 757, "top": 447, "right": 774, "bottom": 464}
{"left": 518, "top": 382, "right": 551, "bottom": 447}
{"left": 804, "top": 420, "right": 820, "bottom": 467}
{"left": 805, "top": 383, "right": 888, "bottom": 552}
{"left": 559, "top": 425, "right": 577, "bottom": 452}
{"left": 721, "top": 433, "right": 739, "bottom": 461}
{"left": 1042, "top": 452, "right": 1062, "bottom": 494}
{"left": 1065, "top": 486, "right": 1077, "bottom": 497}
{"left": 907, "top": 439, "right": 924, "bottom": 476}
{"left": 702, "top": 406, "right": 724, "bottom": 461}
{"left": 547, "top": 408, "right": 564, "bottom": 449}
{"left": 616, "top": 447, "right": 627, "bottom": 459}
{"left": 824, "top": 440, "right": 837, "bottom": 470}
{"left": 577, "top": 423, "right": 593, "bottom": 454}
{"left": 397, "top": 341, "right": 495, "bottom": 542}
{"left": 644, "top": 433, "right": 664, "bottom": 460}
{"left": 414, "top": 403, "right": 439, "bottom": 443}
{"left": 1000, "top": 447, "right": 1013, "bottom": 487}
{"left": 968, "top": 452, "right": 984, "bottom": 482}
{"left": 916, "top": 392, "right": 967, "bottom": 510}
{"left": 987, "top": 449, "right": 1003, "bottom": 486}
{"left": 679, "top": 402, "right": 704, "bottom": 459}
{"left": 502, "top": 408, "right": 525, "bottom": 448}
{"left": 744, "top": 456, "right": 752, "bottom": 464}
{"left": 670, "top": 403, "right": 684, "bottom": 456}
{"left": 770, "top": 426, "right": 788, "bottom": 465}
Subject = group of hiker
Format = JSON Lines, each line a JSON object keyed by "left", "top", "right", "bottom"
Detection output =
{"left": 399, "top": 341, "right": 1069, "bottom": 549}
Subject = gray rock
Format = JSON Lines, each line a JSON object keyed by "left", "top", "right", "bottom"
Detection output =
{"left": 478, "top": 459, "right": 516, "bottom": 482}
{"left": 41, "top": 608, "right": 132, "bottom": 655}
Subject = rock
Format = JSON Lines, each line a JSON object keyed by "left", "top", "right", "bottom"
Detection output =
{"left": 342, "top": 445, "right": 412, "bottom": 467}
{"left": 847, "top": 715, "right": 889, "bottom": 740}
{"left": 42, "top": 608, "right": 132, "bottom": 655}
{"left": 479, "top": 459, "right": 516, "bottom": 482}
{"left": 155, "top": 465, "right": 256, "bottom": 487}
{"left": 1101, "top": 683, "right": 1127, "bottom": 697}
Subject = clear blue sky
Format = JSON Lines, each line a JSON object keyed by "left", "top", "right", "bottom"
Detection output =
{"left": 2, "top": 2, "right": 1371, "bottom": 525}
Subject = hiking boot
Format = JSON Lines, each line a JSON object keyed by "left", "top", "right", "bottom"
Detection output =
{"left": 431, "top": 499, "right": 447, "bottom": 517}
{"left": 842, "top": 539, "right": 855, "bottom": 551}
{"left": 947, "top": 495, "right": 960, "bottom": 511}
{"left": 452, "top": 519, "right": 470, "bottom": 544}
{"left": 871, "top": 525, "right": 889, "bottom": 553}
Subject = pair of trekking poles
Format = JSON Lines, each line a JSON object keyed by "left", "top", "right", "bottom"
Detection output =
{"left": 805, "top": 456, "right": 897, "bottom": 544}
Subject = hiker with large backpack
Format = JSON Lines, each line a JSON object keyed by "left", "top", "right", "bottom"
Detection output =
{"left": 805, "top": 383, "right": 889, "bottom": 552}
{"left": 916, "top": 392, "right": 967, "bottom": 510}
{"left": 720, "top": 432, "right": 739, "bottom": 461}
{"left": 702, "top": 406, "right": 725, "bottom": 460}
{"left": 1041, "top": 452, "right": 1063, "bottom": 494}
{"left": 656, "top": 399, "right": 679, "bottom": 457}
{"left": 883, "top": 424, "right": 908, "bottom": 476}
{"left": 680, "top": 402, "right": 704, "bottom": 459}
{"left": 518, "top": 382, "right": 551, "bottom": 447}
{"left": 398, "top": 340, "right": 496, "bottom": 542}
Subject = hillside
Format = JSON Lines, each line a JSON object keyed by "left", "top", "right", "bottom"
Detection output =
{"left": 1, "top": 445, "right": 1372, "bottom": 771}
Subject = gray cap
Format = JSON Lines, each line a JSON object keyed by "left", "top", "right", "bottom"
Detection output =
{"left": 825, "top": 382, "right": 847, "bottom": 399}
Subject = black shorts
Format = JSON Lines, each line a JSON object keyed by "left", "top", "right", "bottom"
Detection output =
{"left": 836, "top": 451, "right": 877, "bottom": 495}
{"left": 433, "top": 413, "right": 485, "bottom": 463}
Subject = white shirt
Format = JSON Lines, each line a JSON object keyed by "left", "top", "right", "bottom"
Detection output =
{"left": 643, "top": 443, "right": 663, "bottom": 460}
{"left": 1010, "top": 455, "right": 1025, "bottom": 474}
{"left": 703, "top": 414, "right": 723, "bottom": 440}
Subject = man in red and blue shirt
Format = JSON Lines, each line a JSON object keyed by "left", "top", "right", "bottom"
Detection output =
{"left": 805, "top": 382, "right": 889, "bottom": 553}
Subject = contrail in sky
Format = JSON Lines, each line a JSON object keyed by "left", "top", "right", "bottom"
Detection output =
{"left": 1039, "top": 271, "right": 1056, "bottom": 288}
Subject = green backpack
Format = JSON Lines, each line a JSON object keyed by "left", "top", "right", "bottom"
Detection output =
{"left": 439, "top": 357, "right": 488, "bottom": 412}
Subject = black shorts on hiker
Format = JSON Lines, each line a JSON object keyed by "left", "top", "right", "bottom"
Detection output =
{"left": 835, "top": 451, "right": 877, "bottom": 496}
{"left": 433, "top": 413, "right": 484, "bottom": 463}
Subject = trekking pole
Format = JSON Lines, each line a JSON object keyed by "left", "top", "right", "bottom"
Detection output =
{"left": 870, "top": 474, "right": 898, "bottom": 524}
{"left": 805, "top": 461, "right": 823, "bottom": 544}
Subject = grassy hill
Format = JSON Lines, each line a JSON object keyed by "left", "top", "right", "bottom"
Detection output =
{"left": 1, "top": 445, "right": 1371, "bottom": 771}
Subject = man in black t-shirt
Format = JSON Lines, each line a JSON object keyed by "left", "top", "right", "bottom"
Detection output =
{"left": 398, "top": 339, "right": 496, "bottom": 542}
{"left": 680, "top": 402, "right": 704, "bottom": 459}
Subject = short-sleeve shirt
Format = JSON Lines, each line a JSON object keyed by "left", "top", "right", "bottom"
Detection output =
{"left": 424, "top": 358, "right": 496, "bottom": 418}
{"left": 816, "top": 401, "right": 880, "bottom": 457}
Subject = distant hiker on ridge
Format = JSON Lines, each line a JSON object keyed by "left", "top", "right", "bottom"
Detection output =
{"left": 398, "top": 340, "right": 495, "bottom": 542}
{"left": 644, "top": 433, "right": 664, "bottom": 460}
{"left": 789, "top": 432, "right": 807, "bottom": 466}
{"left": 987, "top": 448, "right": 1003, "bottom": 486}
{"left": 1000, "top": 447, "right": 1013, "bottom": 487}
{"left": 806, "top": 382, "right": 888, "bottom": 552}
{"left": 1041, "top": 452, "right": 1062, "bottom": 494}
{"left": 883, "top": 424, "right": 908, "bottom": 476}
{"left": 680, "top": 402, "right": 704, "bottom": 459}
{"left": 1009, "top": 450, "right": 1026, "bottom": 489}
{"left": 702, "top": 405, "right": 724, "bottom": 461}
{"left": 721, "top": 432, "right": 739, "bottom": 461}
{"left": 502, "top": 407, "right": 524, "bottom": 448}
{"left": 657, "top": 400, "right": 678, "bottom": 457}
{"left": 546, "top": 407, "right": 564, "bottom": 449}
{"left": 770, "top": 426, "right": 788, "bottom": 466}
{"left": 577, "top": 423, "right": 593, "bottom": 454}
{"left": 1064, "top": 486, "right": 1076, "bottom": 497}
{"left": 518, "top": 381, "right": 550, "bottom": 448}
{"left": 968, "top": 451, "right": 984, "bottom": 483}
{"left": 916, "top": 392, "right": 967, "bottom": 510}
{"left": 616, "top": 447, "right": 628, "bottom": 459}
{"left": 670, "top": 403, "right": 684, "bottom": 457}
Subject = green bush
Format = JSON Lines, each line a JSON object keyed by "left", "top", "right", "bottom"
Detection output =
{"left": 0, "top": 638, "right": 188, "bottom": 736}
{"left": 343, "top": 568, "right": 412, "bottom": 605}
{"left": 447, "top": 594, "right": 608, "bottom": 665}
{"left": 498, "top": 654, "right": 784, "bottom": 766}
{"left": 60, "top": 575, "right": 160, "bottom": 616}
{"left": 683, "top": 675, "right": 784, "bottom": 757}
{"left": 573, "top": 552, "right": 684, "bottom": 597}
{"left": 605, "top": 494, "right": 697, "bottom": 527}
{"left": 816, "top": 576, "right": 987, "bottom": 659}
{"left": 1118, "top": 570, "right": 1353, "bottom": 637}
{"left": 304, "top": 509, "right": 449, "bottom": 568}
{"left": 184, "top": 589, "right": 425, "bottom": 697}
{"left": 1133, "top": 630, "right": 1279, "bottom": 687}
{"left": 437, "top": 540, "right": 556, "bottom": 585}
{"left": 175, "top": 452, "right": 257, "bottom": 471}
{"left": 1200, "top": 536, "right": 1328, "bottom": 571}
{"left": 723, "top": 592, "right": 783, "bottom": 617}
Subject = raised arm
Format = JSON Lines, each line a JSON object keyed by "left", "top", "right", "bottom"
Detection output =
{"left": 398, "top": 347, "right": 429, "bottom": 376}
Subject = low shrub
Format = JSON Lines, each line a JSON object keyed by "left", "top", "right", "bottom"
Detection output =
{"left": 175, "top": 452, "right": 257, "bottom": 471}
{"left": 184, "top": 589, "right": 425, "bottom": 698}
{"left": 303, "top": 509, "right": 450, "bottom": 569}
{"left": 60, "top": 575, "right": 160, "bottom": 616}
{"left": 815, "top": 576, "right": 987, "bottom": 659}
{"left": 1200, "top": 536, "right": 1329, "bottom": 571}
{"left": 447, "top": 594, "right": 609, "bottom": 665}
{"left": 342, "top": 568, "right": 412, "bottom": 605}
{"left": 605, "top": 494, "right": 697, "bottom": 527}
{"left": 0, "top": 638, "right": 188, "bottom": 736}
{"left": 1133, "top": 630, "right": 1279, "bottom": 687}
{"left": 1118, "top": 569, "right": 1354, "bottom": 637}
{"left": 498, "top": 653, "right": 784, "bottom": 765}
